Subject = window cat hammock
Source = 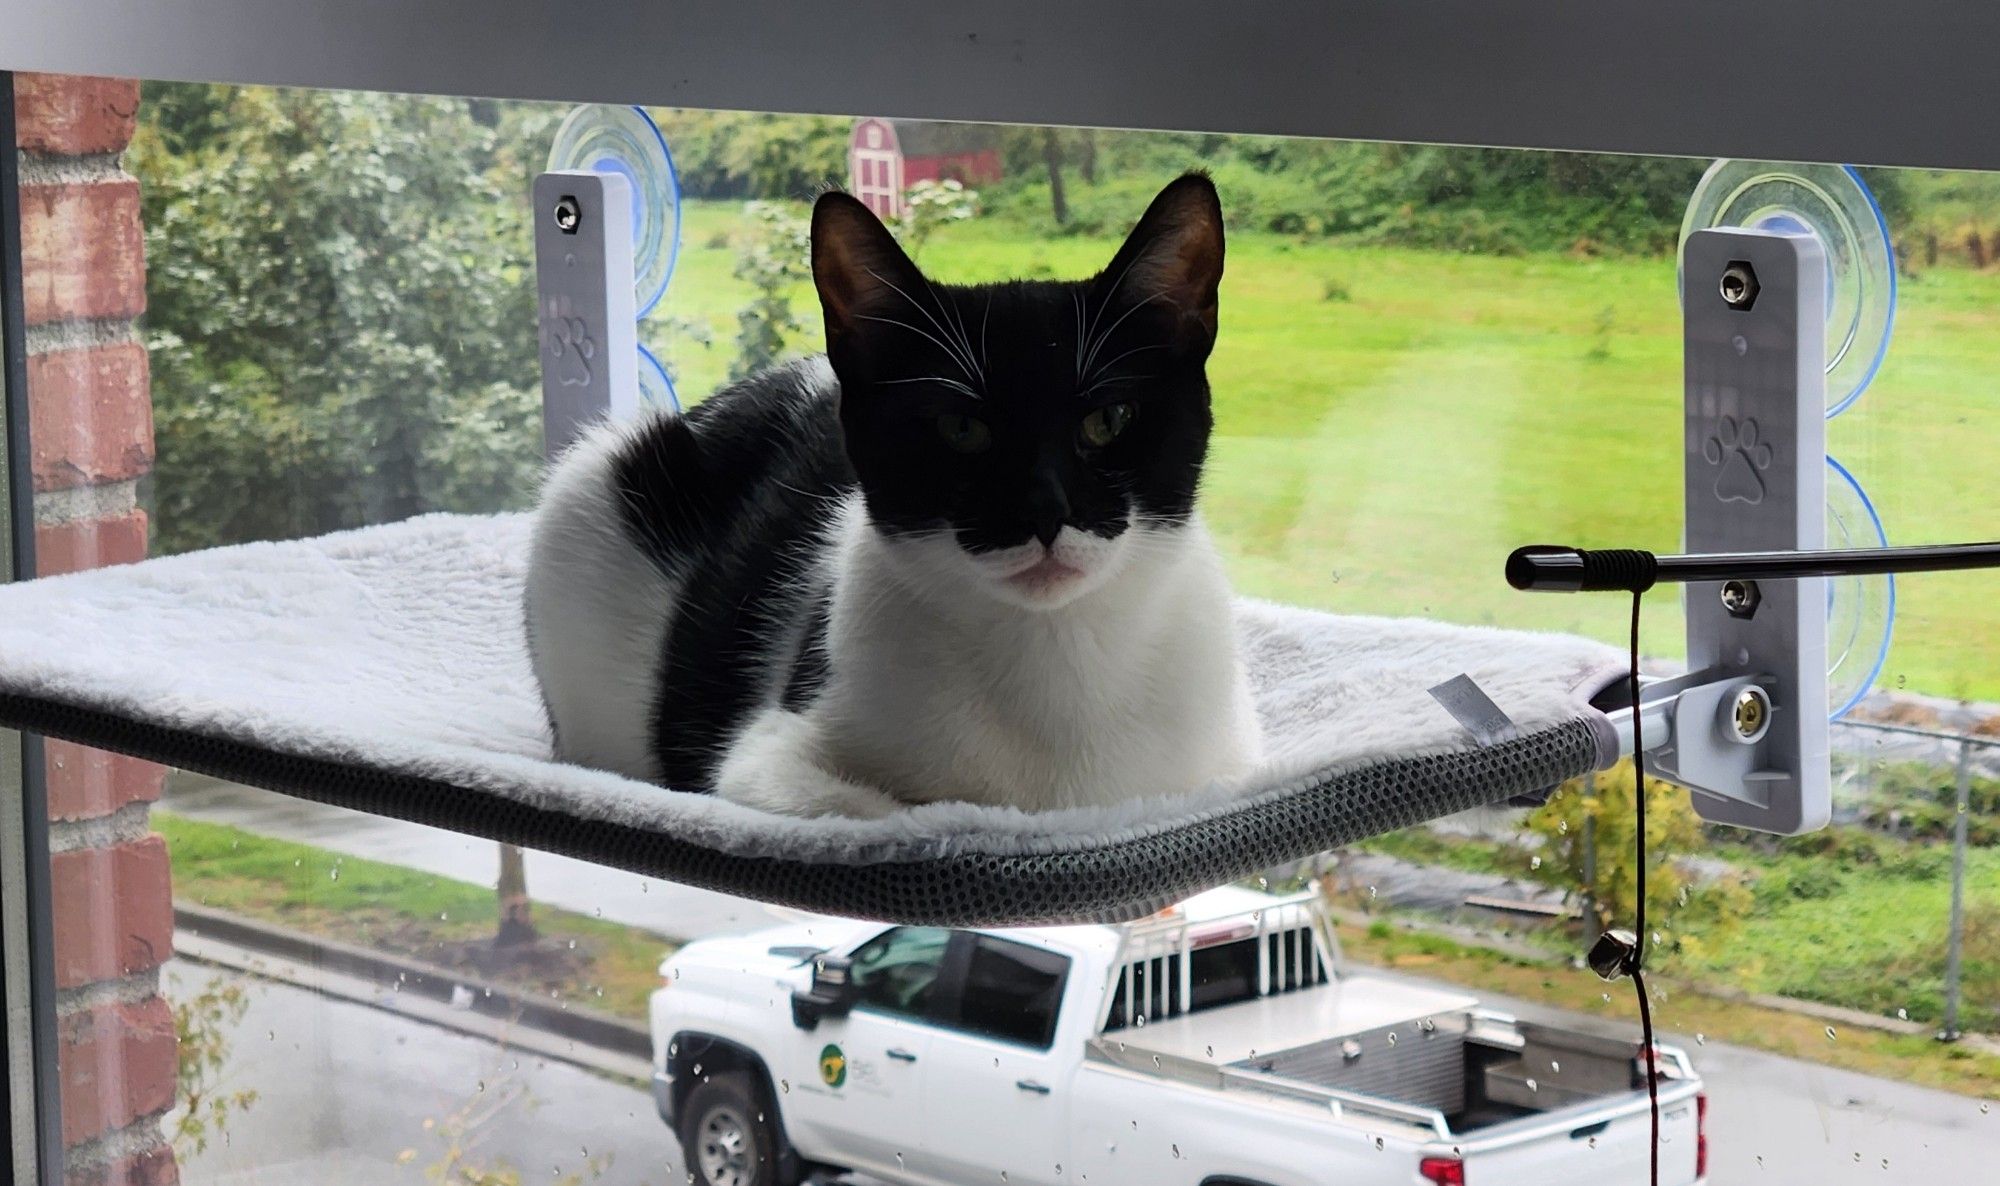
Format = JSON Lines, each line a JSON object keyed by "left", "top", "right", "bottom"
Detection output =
{"left": 0, "top": 111, "right": 1948, "bottom": 925}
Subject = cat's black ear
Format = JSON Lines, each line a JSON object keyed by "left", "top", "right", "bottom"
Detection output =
{"left": 812, "top": 192, "right": 926, "bottom": 351}
{"left": 1091, "top": 173, "right": 1225, "bottom": 354}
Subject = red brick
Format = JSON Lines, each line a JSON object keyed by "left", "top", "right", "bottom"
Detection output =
{"left": 18, "top": 179, "right": 146, "bottom": 327}
{"left": 65, "top": 1143, "right": 178, "bottom": 1186}
{"left": 46, "top": 741, "right": 167, "bottom": 823}
{"left": 50, "top": 836, "right": 174, "bottom": 990}
{"left": 58, "top": 996, "right": 177, "bottom": 1148}
{"left": 28, "top": 343, "right": 154, "bottom": 492}
{"left": 14, "top": 75, "right": 140, "bottom": 157}
{"left": 34, "top": 510, "right": 149, "bottom": 577}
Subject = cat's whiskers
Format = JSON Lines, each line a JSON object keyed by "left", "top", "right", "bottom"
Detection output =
{"left": 1080, "top": 287, "right": 1175, "bottom": 381}
{"left": 855, "top": 314, "right": 977, "bottom": 385}
{"left": 862, "top": 268, "right": 981, "bottom": 385}
{"left": 876, "top": 375, "right": 981, "bottom": 399}
{"left": 925, "top": 279, "right": 982, "bottom": 387}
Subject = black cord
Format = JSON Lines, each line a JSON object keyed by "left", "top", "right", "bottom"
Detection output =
{"left": 1630, "top": 590, "right": 1660, "bottom": 1186}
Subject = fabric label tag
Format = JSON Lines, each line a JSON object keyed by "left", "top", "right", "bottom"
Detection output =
{"left": 1428, "top": 674, "right": 1522, "bottom": 746}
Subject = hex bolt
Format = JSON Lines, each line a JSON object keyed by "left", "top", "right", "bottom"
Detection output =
{"left": 1720, "top": 579, "right": 1761, "bottom": 619}
{"left": 1727, "top": 684, "right": 1773, "bottom": 744}
{"left": 553, "top": 194, "right": 582, "bottom": 234}
{"left": 1719, "top": 260, "right": 1760, "bottom": 310}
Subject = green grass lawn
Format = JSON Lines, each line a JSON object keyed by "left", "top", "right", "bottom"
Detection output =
{"left": 158, "top": 813, "right": 673, "bottom": 1020}
{"left": 651, "top": 201, "right": 2000, "bottom": 698}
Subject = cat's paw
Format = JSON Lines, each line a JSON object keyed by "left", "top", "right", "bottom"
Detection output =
{"left": 716, "top": 708, "right": 908, "bottom": 819}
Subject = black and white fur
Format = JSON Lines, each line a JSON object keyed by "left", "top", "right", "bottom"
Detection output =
{"left": 524, "top": 175, "right": 1261, "bottom": 817}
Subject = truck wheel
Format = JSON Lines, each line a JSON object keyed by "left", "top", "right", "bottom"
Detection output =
{"left": 677, "top": 1072, "right": 795, "bottom": 1186}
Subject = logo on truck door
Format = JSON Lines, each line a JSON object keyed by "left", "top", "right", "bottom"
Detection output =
{"left": 818, "top": 1044, "right": 847, "bottom": 1089}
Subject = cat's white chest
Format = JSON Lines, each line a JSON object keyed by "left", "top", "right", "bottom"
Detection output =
{"left": 810, "top": 518, "right": 1262, "bottom": 812}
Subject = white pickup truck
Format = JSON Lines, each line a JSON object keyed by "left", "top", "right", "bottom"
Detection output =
{"left": 648, "top": 887, "right": 1705, "bottom": 1186}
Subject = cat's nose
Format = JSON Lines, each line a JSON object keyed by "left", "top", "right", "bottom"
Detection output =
{"left": 1033, "top": 520, "right": 1062, "bottom": 549}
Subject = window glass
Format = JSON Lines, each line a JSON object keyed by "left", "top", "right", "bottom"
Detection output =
{"left": 5, "top": 69, "right": 1996, "bottom": 1186}
{"left": 848, "top": 925, "right": 954, "bottom": 1021}
{"left": 952, "top": 936, "right": 1069, "bottom": 1049}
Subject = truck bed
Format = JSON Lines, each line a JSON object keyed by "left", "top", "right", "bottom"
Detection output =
{"left": 1100, "top": 974, "right": 1668, "bottom": 1139}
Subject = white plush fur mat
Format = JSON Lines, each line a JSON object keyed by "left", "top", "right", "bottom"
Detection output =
{"left": 0, "top": 514, "right": 1622, "bottom": 863}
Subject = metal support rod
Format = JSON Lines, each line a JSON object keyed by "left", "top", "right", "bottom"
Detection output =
{"left": 1941, "top": 738, "right": 1970, "bottom": 1041}
{"left": 1508, "top": 541, "right": 2000, "bottom": 592}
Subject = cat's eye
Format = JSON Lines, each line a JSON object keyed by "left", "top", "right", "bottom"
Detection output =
{"left": 1079, "top": 403, "right": 1136, "bottom": 449}
{"left": 936, "top": 412, "right": 992, "bottom": 454}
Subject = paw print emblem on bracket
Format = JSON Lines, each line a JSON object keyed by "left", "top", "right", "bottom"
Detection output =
{"left": 1703, "top": 415, "right": 1774, "bottom": 505}
{"left": 544, "top": 295, "right": 597, "bottom": 388}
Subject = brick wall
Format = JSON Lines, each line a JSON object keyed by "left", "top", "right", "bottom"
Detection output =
{"left": 14, "top": 73, "right": 179, "bottom": 1186}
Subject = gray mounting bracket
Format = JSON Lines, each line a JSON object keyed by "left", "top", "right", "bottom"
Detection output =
{"left": 534, "top": 170, "right": 636, "bottom": 458}
{"left": 1634, "top": 228, "right": 1832, "bottom": 834}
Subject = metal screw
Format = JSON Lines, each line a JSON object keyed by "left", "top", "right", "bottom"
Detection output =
{"left": 1719, "top": 261, "right": 1759, "bottom": 310}
{"left": 1730, "top": 685, "right": 1772, "bottom": 743}
{"left": 1720, "top": 579, "right": 1760, "bottom": 619}
{"left": 553, "top": 195, "right": 582, "bottom": 234}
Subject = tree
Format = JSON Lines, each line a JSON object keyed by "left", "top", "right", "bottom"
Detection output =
{"left": 728, "top": 201, "right": 814, "bottom": 380}
{"left": 1522, "top": 761, "right": 1750, "bottom": 965}
{"left": 1040, "top": 127, "right": 1070, "bottom": 225}
{"left": 133, "top": 84, "right": 547, "bottom": 555}
{"left": 495, "top": 843, "right": 537, "bottom": 947}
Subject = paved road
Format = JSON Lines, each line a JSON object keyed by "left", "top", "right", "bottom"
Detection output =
{"left": 164, "top": 947, "right": 2000, "bottom": 1185}
{"left": 166, "top": 962, "right": 680, "bottom": 1186}
{"left": 161, "top": 774, "right": 2000, "bottom": 1183}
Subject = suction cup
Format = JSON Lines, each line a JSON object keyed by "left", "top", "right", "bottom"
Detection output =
{"left": 1825, "top": 455, "right": 1894, "bottom": 720}
{"left": 1681, "top": 161, "right": 1896, "bottom": 418}
{"left": 637, "top": 345, "right": 681, "bottom": 415}
{"left": 547, "top": 105, "right": 682, "bottom": 320}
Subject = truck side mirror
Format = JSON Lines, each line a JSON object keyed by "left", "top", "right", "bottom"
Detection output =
{"left": 790, "top": 955, "right": 857, "bottom": 1030}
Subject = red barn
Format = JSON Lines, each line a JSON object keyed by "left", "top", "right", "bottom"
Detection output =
{"left": 849, "top": 118, "right": 1005, "bottom": 220}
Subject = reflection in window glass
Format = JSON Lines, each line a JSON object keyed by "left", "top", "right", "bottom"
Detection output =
{"left": 9, "top": 71, "right": 1998, "bottom": 1186}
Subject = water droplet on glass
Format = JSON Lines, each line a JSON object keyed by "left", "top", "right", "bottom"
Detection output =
{"left": 1695, "top": 1033, "right": 1706, "bottom": 1046}
{"left": 568, "top": 939, "right": 577, "bottom": 949}
{"left": 1152, "top": 1055, "right": 1161, "bottom": 1068}
{"left": 1373, "top": 1137, "right": 1384, "bottom": 1151}
{"left": 329, "top": 867, "right": 339, "bottom": 881}
{"left": 266, "top": 1029, "right": 275, "bottom": 1041}
{"left": 1897, "top": 1008, "right": 1908, "bottom": 1021}
{"left": 1882, "top": 1159, "right": 1890, "bottom": 1170}
{"left": 1367, "top": 886, "right": 1378, "bottom": 899}
{"left": 896, "top": 1154, "right": 905, "bottom": 1169}
{"left": 1258, "top": 877, "right": 1269, "bottom": 890}
{"left": 1558, "top": 820, "right": 1569, "bottom": 834}
{"left": 692, "top": 1063, "right": 702, "bottom": 1077}
{"left": 440, "top": 911, "right": 449, "bottom": 921}
{"left": 1550, "top": 1060, "right": 1561, "bottom": 1074}
{"left": 293, "top": 858, "right": 301, "bottom": 867}
{"left": 1854, "top": 1152, "right": 1862, "bottom": 1162}
{"left": 1171, "top": 1146, "right": 1181, "bottom": 1160}
{"left": 780, "top": 1079, "right": 790, "bottom": 1093}
{"left": 1530, "top": 856, "right": 1542, "bottom": 870}
{"left": 1602, "top": 993, "right": 1612, "bottom": 1003}
{"left": 1387, "top": 1032, "right": 1398, "bottom": 1046}
{"left": 1206, "top": 1045, "right": 1214, "bottom": 1058}
{"left": 594, "top": 906, "right": 602, "bottom": 917}
{"left": 1827, "top": 1026, "right": 1838, "bottom": 1040}
{"left": 1526, "top": 1078, "right": 1539, "bottom": 1092}
{"left": 1588, "top": 1136, "right": 1598, "bottom": 1149}
{"left": 1134, "top": 1015, "right": 1146, "bottom": 1028}
{"left": 477, "top": 1080, "right": 486, "bottom": 1093}
{"left": 1981, "top": 1103, "right": 1990, "bottom": 1115}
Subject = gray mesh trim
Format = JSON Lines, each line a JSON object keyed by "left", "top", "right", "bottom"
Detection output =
{"left": 0, "top": 692, "right": 1601, "bottom": 926}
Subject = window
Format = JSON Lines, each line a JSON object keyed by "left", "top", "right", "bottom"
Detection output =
{"left": 848, "top": 925, "right": 954, "bottom": 1022}
{"left": 3, "top": 52, "right": 1996, "bottom": 1186}
{"left": 951, "top": 936, "right": 1069, "bottom": 1050}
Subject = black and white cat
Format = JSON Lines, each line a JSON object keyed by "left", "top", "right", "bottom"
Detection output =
{"left": 524, "top": 174, "right": 1261, "bottom": 817}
